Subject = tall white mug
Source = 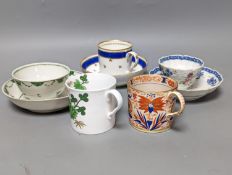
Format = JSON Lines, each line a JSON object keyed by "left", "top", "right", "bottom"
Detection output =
{"left": 65, "top": 73, "right": 123, "bottom": 134}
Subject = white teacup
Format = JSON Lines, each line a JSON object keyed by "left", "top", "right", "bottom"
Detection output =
{"left": 12, "top": 62, "right": 70, "bottom": 100}
{"left": 159, "top": 55, "right": 204, "bottom": 90}
{"left": 98, "top": 40, "right": 139, "bottom": 75}
{"left": 65, "top": 73, "right": 123, "bottom": 134}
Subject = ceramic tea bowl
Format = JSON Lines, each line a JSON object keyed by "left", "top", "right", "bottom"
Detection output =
{"left": 12, "top": 62, "right": 70, "bottom": 100}
{"left": 158, "top": 55, "right": 204, "bottom": 90}
{"left": 127, "top": 74, "right": 185, "bottom": 133}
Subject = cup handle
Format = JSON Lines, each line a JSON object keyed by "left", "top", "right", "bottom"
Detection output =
{"left": 126, "top": 51, "right": 139, "bottom": 72}
{"left": 105, "top": 89, "right": 123, "bottom": 119}
{"left": 166, "top": 91, "right": 185, "bottom": 118}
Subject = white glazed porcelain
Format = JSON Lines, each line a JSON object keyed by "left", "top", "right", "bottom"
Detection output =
{"left": 149, "top": 67, "right": 223, "bottom": 101}
{"left": 81, "top": 54, "right": 147, "bottom": 86}
{"left": 98, "top": 40, "right": 140, "bottom": 75}
{"left": 12, "top": 62, "right": 70, "bottom": 100}
{"left": 65, "top": 73, "right": 123, "bottom": 134}
{"left": 2, "top": 79, "right": 69, "bottom": 113}
{"left": 159, "top": 55, "right": 204, "bottom": 90}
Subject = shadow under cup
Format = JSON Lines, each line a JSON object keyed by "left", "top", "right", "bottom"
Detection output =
{"left": 127, "top": 74, "right": 185, "bottom": 133}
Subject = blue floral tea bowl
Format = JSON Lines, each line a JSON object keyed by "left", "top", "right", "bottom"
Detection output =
{"left": 158, "top": 55, "right": 204, "bottom": 90}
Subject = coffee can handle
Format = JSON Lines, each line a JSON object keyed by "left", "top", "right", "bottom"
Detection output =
{"left": 105, "top": 89, "right": 123, "bottom": 119}
{"left": 126, "top": 51, "right": 139, "bottom": 72}
{"left": 166, "top": 91, "right": 185, "bottom": 118}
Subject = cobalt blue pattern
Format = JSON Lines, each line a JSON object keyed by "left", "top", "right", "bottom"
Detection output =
{"left": 149, "top": 67, "right": 161, "bottom": 74}
{"left": 207, "top": 77, "right": 217, "bottom": 86}
{"left": 196, "top": 71, "right": 204, "bottom": 79}
{"left": 82, "top": 55, "right": 147, "bottom": 69}
{"left": 163, "top": 68, "right": 173, "bottom": 76}
{"left": 98, "top": 49, "right": 132, "bottom": 59}
{"left": 159, "top": 55, "right": 204, "bottom": 66}
{"left": 203, "top": 67, "right": 222, "bottom": 81}
{"left": 82, "top": 56, "right": 98, "bottom": 69}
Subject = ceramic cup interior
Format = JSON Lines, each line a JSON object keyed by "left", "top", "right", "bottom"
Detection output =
{"left": 98, "top": 40, "right": 132, "bottom": 52}
{"left": 128, "top": 74, "right": 178, "bottom": 93}
{"left": 12, "top": 62, "right": 70, "bottom": 82}
{"left": 159, "top": 55, "right": 204, "bottom": 71}
{"left": 66, "top": 73, "right": 117, "bottom": 91}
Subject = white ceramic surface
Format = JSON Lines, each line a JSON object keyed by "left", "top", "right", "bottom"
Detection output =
{"left": 12, "top": 62, "right": 70, "bottom": 100}
{"left": 159, "top": 55, "right": 204, "bottom": 90}
{"left": 2, "top": 79, "right": 69, "bottom": 113}
{"left": 149, "top": 67, "right": 223, "bottom": 101}
{"left": 65, "top": 73, "right": 123, "bottom": 134}
{"left": 81, "top": 54, "right": 147, "bottom": 86}
{"left": 98, "top": 40, "right": 139, "bottom": 75}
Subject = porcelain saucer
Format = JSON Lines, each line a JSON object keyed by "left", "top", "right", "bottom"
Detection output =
{"left": 81, "top": 54, "right": 147, "bottom": 86}
{"left": 2, "top": 79, "right": 69, "bottom": 113}
{"left": 149, "top": 67, "right": 223, "bottom": 101}
{"left": 2, "top": 80, "right": 68, "bottom": 113}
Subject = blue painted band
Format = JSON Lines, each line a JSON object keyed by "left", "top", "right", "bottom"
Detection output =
{"left": 82, "top": 56, "right": 98, "bottom": 69}
{"left": 98, "top": 49, "right": 132, "bottom": 59}
{"left": 82, "top": 55, "right": 147, "bottom": 69}
{"left": 159, "top": 55, "right": 204, "bottom": 66}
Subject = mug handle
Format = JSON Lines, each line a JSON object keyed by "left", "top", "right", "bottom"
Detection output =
{"left": 126, "top": 51, "right": 139, "bottom": 72}
{"left": 105, "top": 89, "right": 123, "bottom": 119}
{"left": 166, "top": 91, "right": 185, "bottom": 118}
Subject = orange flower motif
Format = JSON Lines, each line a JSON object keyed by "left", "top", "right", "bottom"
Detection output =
{"left": 138, "top": 96, "right": 165, "bottom": 114}
{"left": 133, "top": 93, "right": 137, "bottom": 99}
{"left": 168, "top": 79, "right": 175, "bottom": 88}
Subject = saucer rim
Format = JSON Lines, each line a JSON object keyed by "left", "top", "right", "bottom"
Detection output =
{"left": 80, "top": 54, "right": 147, "bottom": 76}
{"left": 149, "top": 66, "right": 223, "bottom": 92}
{"left": 2, "top": 79, "right": 69, "bottom": 102}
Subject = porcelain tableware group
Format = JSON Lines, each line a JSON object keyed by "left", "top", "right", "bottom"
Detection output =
{"left": 1, "top": 39, "right": 223, "bottom": 135}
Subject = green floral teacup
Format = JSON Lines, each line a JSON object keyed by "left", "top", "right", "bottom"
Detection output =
{"left": 12, "top": 62, "right": 70, "bottom": 100}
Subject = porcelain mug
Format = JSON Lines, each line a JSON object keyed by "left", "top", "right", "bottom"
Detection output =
{"left": 158, "top": 55, "right": 204, "bottom": 90}
{"left": 127, "top": 74, "right": 185, "bottom": 133}
{"left": 65, "top": 73, "right": 123, "bottom": 134}
{"left": 98, "top": 40, "right": 139, "bottom": 75}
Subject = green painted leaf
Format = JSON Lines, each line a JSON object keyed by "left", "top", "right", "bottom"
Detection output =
{"left": 71, "top": 97, "right": 77, "bottom": 102}
{"left": 74, "top": 80, "right": 85, "bottom": 90}
{"left": 79, "top": 93, "right": 89, "bottom": 102}
{"left": 77, "top": 106, "right": 86, "bottom": 115}
{"left": 69, "top": 101, "right": 77, "bottom": 119}
{"left": 69, "top": 70, "right": 75, "bottom": 76}
{"left": 16, "top": 81, "right": 21, "bottom": 86}
{"left": 80, "top": 74, "right": 88, "bottom": 82}
{"left": 57, "top": 78, "right": 64, "bottom": 83}
{"left": 31, "top": 82, "right": 44, "bottom": 86}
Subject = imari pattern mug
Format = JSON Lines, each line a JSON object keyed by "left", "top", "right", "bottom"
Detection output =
{"left": 65, "top": 73, "right": 123, "bottom": 134}
{"left": 127, "top": 74, "right": 185, "bottom": 133}
{"left": 98, "top": 40, "right": 139, "bottom": 75}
